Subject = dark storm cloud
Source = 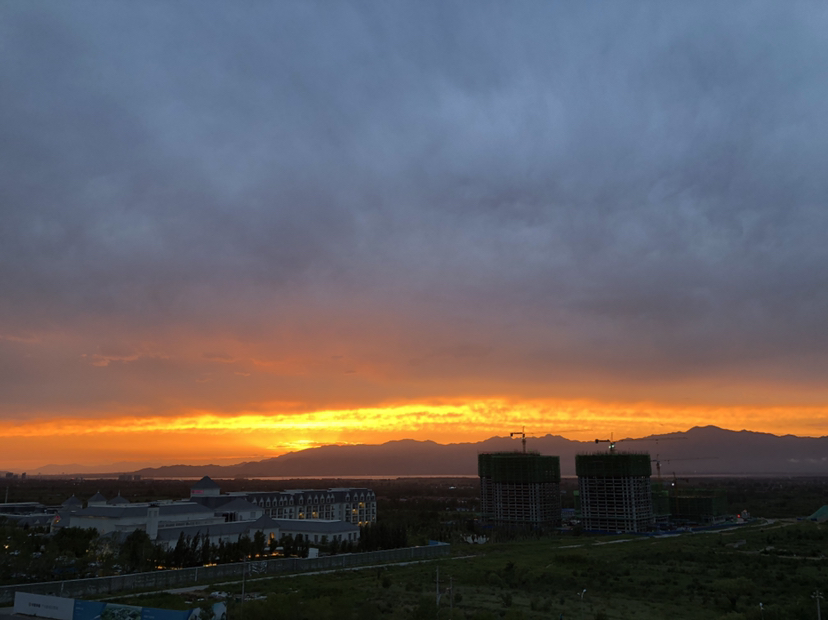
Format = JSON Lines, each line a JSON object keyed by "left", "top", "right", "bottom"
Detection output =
{"left": 2, "top": 1, "right": 828, "bottom": 409}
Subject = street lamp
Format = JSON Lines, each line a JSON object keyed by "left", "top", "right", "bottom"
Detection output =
{"left": 578, "top": 589, "right": 586, "bottom": 602}
{"left": 758, "top": 602, "right": 763, "bottom": 620}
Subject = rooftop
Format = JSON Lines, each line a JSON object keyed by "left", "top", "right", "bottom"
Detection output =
{"left": 191, "top": 476, "right": 221, "bottom": 490}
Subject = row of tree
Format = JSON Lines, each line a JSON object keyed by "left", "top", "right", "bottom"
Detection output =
{"left": 357, "top": 522, "right": 409, "bottom": 551}
{"left": 122, "top": 529, "right": 344, "bottom": 572}
{"left": 2, "top": 518, "right": 413, "bottom": 583}
{"left": 118, "top": 521, "right": 411, "bottom": 571}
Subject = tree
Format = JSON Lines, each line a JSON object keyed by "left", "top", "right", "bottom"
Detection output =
{"left": 121, "top": 529, "right": 154, "bottom": 572}
{"left": 54, "top": 527, "right": 99, "bottom": 558}
{"left": 237, "top": 533, "right": 252, "bottom": 560}
{"left": 294, "top": 534, "right": 308, "bottom": 558}
{"left": 201, "top": 534, "right": 213, "bottom": 565}
{"left": 253, "top": 530, "right": 266, "bottom": 557}
{"left": 172, "top": 532, "right": 189, "bottom": 568}
{"left": 280, "top": 534, "right": 294, "bottom": 557}
{"left": 188, "top": 532, "right": 202, "bottom": 567}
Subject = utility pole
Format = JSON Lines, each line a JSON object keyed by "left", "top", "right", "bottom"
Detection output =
{"left": 814, "top": 590, "right": 823, "bottom": 620}
{"left": 433, "top": 568, "right": 453, "bottom": 618}
{"left": 240, "top": 558, "right": 248, "bottom": 620}
{"left": 436, "top": 567, "right": 439, "bottom": 611}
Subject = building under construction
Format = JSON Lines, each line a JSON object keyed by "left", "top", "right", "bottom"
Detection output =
{"left": 670, "top": 490, "right": 728, "bottom": 525}
{"left": 478, "top": 452, "right": 561, "bottom": 528}
{"left": 576, "top": 452, "right": 654, "bottom": 533}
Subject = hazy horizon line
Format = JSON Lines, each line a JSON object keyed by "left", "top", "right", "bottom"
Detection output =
{"left": 6, "top": 423, "right": 826, "bottom": 475}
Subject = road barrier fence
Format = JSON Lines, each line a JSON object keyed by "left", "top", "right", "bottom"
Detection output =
{"left": 0, "top": 544, "right": 450, "bottom": 605}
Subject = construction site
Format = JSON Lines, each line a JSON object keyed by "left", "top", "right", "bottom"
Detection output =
{"left": 575, "top": 452, "right": 654, "bottom": 533}
{"left": 668, "top": 489, "right": 729, "bottom": 525}
{"left": 476, "top": 431, "right": 740, "bottom": 534}
{"left": 478, "top": 452, "right": 561, "bottom": 529}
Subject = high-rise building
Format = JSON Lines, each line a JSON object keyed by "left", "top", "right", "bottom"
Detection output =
{"left": 478, "top": 452, "right": 561, "bottom": 528}
{"left": 576, "top": 452, "right": 653, "bottom": 533}
{"left": 669, "top": 489, "right": 728, "bottom": 525}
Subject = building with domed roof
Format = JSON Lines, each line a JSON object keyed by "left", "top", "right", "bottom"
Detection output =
{"left": 61, "top": 495, "right": 83, "bottom": 510}
{"left": 87, "top": 491, "right": 108, "bottom": 506}
{"left": 107, "top": 493, "right": 130, "bottom": 506}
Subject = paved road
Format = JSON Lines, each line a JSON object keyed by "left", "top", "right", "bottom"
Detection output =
{"left": 153, "top": 554, "right": 478, "bottom": 599}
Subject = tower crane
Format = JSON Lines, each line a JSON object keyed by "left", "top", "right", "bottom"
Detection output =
{"left": 652, "top": 454, "right": 663, "bottom": 481}
{"left": 594, "top": 434, "right": 617, "bottom": 453}
{"left": 510, "top": 426, "right": 588, "bottom": 453}
{"left": 594, "top": 434, "right": 686, "bottom": 455}
{"left": 647, "top": 454, "right": 718, "bottom": 485}
{"left": 510, "top": 427, "right": 528, "bottom": 453}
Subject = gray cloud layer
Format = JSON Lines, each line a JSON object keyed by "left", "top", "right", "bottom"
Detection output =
{"left": 2, "top": 2, "right": 828, "bottom": 414}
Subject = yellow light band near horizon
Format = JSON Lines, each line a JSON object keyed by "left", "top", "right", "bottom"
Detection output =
{"left": 1, "top": 399, "right": 826, "bottom": 470}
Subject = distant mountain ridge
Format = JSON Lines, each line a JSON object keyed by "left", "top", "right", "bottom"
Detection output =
{"left": 118, "top": 426, "right": 828, "bottom": 478}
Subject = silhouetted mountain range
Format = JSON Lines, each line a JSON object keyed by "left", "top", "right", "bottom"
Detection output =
{"left": 125, "top": 426, "right": 828, "bottom": 478}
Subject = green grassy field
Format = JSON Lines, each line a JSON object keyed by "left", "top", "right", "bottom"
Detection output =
{"left": 114, "top": 519, "right": 827, "bottom": 620}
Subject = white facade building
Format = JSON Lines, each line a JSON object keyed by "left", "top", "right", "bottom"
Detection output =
{"left": 242, "top": 488, "right": 377, "bottom": 526}
{"left": 60, "top": 478, "right": 369, "bottom": 550}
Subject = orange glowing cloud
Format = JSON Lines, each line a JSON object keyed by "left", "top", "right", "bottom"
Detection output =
{"left": 1, "top": 399, "right": 826, "bottom": 471}
{"left": 4, "top": 2, "right": 828, "bottom": 478}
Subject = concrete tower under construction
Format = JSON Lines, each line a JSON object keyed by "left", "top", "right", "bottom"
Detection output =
{"left": 576, "top": 452, "right": 653, "bottom": 533}
{"left": 478, "top": 452, "right": 561, "bottom": 528}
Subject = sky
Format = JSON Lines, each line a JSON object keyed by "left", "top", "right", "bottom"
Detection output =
{"left": 2, "top": 2, "right": 828, "bottom": 471}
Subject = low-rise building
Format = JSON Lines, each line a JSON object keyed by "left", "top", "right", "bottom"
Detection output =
{"left": 68, "top": 501, "right": 225, "bottom": 537}
{"left": 153, "top": 515, "right": 281, "bottom": 550}
{"left": 242, "top": 488, "right": 377, "bottom": 525}
{"left": 58, "top": 478, "right": 368, "bottom": 549}
{"left": 187, "top": 478, "right": 377, "bottom": 526}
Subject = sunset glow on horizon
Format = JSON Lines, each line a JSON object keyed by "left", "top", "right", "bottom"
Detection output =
{"left": 3, "top": 4, "right": 828, "bottom": 473}
{"left": 2, "top": 399, "right": 827, "bottom": 471}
